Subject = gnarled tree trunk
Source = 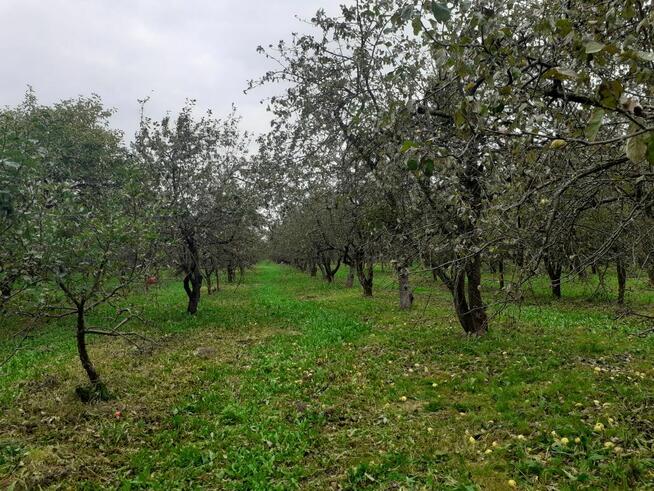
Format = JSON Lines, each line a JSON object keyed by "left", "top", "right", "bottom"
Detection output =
{"left": 544, "top": 256, "right": 562, "bottom": 299}
{"left": 396, "top": 262, "right": 413, "bottom": 310}
{"left": 356, "top": 258, "right": 373, "bottom": 297}
{"left": 450, "top": 255, "right": 488, "bottom": 335}
{"left": 184, "top": 270, "right": 202, "bottom": 314}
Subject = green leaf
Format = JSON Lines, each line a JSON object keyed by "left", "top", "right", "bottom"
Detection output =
{"left": 422, "top": 158, "right": 434, "bottom": 176}
{"left": 584, "top": 109, "right": 605, "bottom": 141}
{"left": 544, "top": 67, "right": 578, "bottom": 80}
{"left": 626, "top": 133, "right": 648, "bottom": 163}
{"left": 454, "top": 111, "right": 466, "bottom": 127}
{"left": 584, "top": 40, "right": 605, "bottom": 54}
{"left": 549, "top": 139, "right": 568, "bottom": 149}
{"left": 431, "top": 2, "right": 451, "bottom": 22}
{"left": 400, "top": 141, "right": 417, "bottom": 153}
{"left": 598, "top": 80, "right": 623, "bottom": 109}
{"left": 407, "top": 159, "right": 419, "bottom": 171}
{"left": 555, "top": 18, "right": 573, "bottom": 36}
{"left": 412, "top": 17, "right": 422, "bottom": 35}
{"left": 647, "top": 135, "right": 654, "bottom": 165}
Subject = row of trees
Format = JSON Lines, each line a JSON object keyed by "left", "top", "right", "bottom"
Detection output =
{"left": 1, "top": 92, "right": 262, "bottom": 397}
{"left": 254, "top": 0, "right": 653, "bottom": 334}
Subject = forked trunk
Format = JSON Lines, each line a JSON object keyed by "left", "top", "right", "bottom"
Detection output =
{"left": 184, "top": 270, "right": 202, "bottom": 314}
{"left": 356, "top": 259, "right": 373, "bottom": 297}
{"left": 452, "top": 255, "right": 488, "bottom": 335}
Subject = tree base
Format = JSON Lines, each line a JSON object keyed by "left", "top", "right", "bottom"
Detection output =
{"left": 75, "top": 382, "right": 112, "bottom": 403}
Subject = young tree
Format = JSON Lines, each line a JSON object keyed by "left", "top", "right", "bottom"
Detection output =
{"left": 3, "top": 94, "right": 156, "bottom": 399}
{"left": 135, "top": 102, "right": 254, "bottom": 313}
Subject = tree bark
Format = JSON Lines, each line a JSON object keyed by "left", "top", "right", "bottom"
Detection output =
{"left": 76, "top": 304, "right": 101, "bottom": 386}
{"left": 648, "top": 267, "right": 654, "bottom": 288}
{"left": 450, "top": 256, "right": 488, "bottom": 335}
{"left": 0, "top": 282, "right": 11, "bottom": 312}
{"left": 396, "top": 263, "right": 413, "bottom": 309}
{"left": 497, "top": 259, "right": 505, "bottom": 290}
{"left": 465, "top": 254, "right": 488, "bottom": 334}
{"left": 319, "top": 254, "right": 340, "bottom": 283}
{"left": 184, "top": 270, "right": 202, "bottom": 314}
{"left": 356, "top": 259, "right": 373, "bottom": 297}
{"left": 204, "top": 270, "right": 213, "bottom": 295}
{"left": 544, "top": 256, "right": 562, "bottom": 298}
{"left": 617, "top": 257, "right": 627, "bottom": 304}
{"left": 345, "top": 264, "right": 355, "bottom": 288}
{"left": 182, "top": 233, "right": 203, "bottom": 314}
{"left": 227, "top": 264, "right": 236, "bottom": 283}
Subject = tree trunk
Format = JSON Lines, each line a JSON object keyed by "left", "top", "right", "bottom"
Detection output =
{"left": 184, "top": 270, "right": 202, "bottom": 314}
{"left": 310, "top": 262, "right": 317, "bottom": 277}
{"left": 356, "top": 259, "right": 373, "bottom": 297}
{"left": 617, "top": 257, "right": 627, "bottom": 304}
{"left": 215, "top": 270, "right": 220, "bottom": 292}
{"left": 451, "top": 255, "right": 488, "bottom": 335}
{"left": 182, "top": 234, "right": 203, "bottom": 314}
{"left": 319, "top": 255, "right": 340, "bottom": 283}
{"left": 205, "top": 270, "right": 213, "bottom": 295}
{"left": 544, "top": 256, "right": 562, "bottom": 299}
{"left": 76, "top": 304, "right": 101, "bottom": 386}
{"left": 648, "top": 267, "right": 654, "bottom": 288}
{"left": 396, "top": 263, "right": 413, "bottom": 310}
{"left": 497, "top": 259, "right": 505, "bottom": 290}
{"left": 0, "top": 282, "right": 11, "bottom": 312}
{"left": 227, "top": 264, "right": 236, "bottom": 283}
{"left": 465, "top": 255, "right": 488, "bottom": 334}
{"left": 345, "top": 264, "right": 355, "bottom": 288}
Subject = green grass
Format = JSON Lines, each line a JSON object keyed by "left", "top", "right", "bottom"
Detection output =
{"left": 1, "top": 262, "right": 654, "bottom": 489}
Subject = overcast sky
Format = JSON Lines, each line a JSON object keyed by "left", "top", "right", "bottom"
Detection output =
{"left": 0, "top": 0, "right": 344, "bottom": 142}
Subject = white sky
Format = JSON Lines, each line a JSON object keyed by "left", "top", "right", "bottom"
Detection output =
{"left": 0, "top": 0, "right": 344, "bottom": 142}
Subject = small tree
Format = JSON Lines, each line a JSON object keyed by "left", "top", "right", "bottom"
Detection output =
{"left": 3, "top": 94, "right": 156, "bottom": 399}
{"left": 135, "top": 102, "right": 252, "bottom": 313}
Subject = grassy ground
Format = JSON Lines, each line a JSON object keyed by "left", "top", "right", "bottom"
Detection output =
{"left": 1, "top": 262, "right": 653, "bottom": 490}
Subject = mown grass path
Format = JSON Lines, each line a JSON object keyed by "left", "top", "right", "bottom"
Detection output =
{"left": 1, "top": 262, "right": 653, "bottom": 490}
